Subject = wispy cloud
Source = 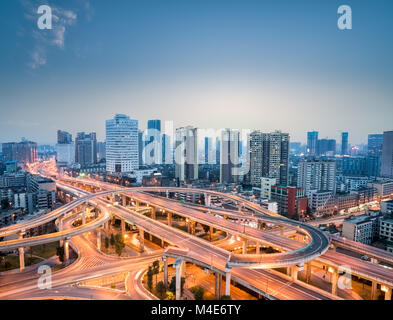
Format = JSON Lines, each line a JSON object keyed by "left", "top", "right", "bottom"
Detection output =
{"left": 20, "top": 0, "right": 79, "bottom": 68}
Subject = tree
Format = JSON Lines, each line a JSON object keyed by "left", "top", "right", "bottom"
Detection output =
{"left": 104, "top": 237, "right": 109, "bottom": 249}
{"left": 192, "top": 286, "right": 205, "bottom": 300}
{"left": 114, "top": 234, "right": 125, "bottom": 256}
{"left": 168, "top": 276, "right": 176, "bottom": 294}
{"left": 56, "top": 245, "right": 64, "bottom": 263}
{"left": 152, "top": 260, "right": 160, "bottom": 286}
{"left": 147, "top": 266, "right": 153, "bottom": 292}
{"left": 220, "top": 295, "right": 232, "bottom": 300}
{"left": 110, "top": 234, "right": 115, "bottom": 246}
{"left": 156, "top": 281, "right": 166, "bottom": 299}
{"left": 1, "top": 199, "right": 10, "bottom": 210}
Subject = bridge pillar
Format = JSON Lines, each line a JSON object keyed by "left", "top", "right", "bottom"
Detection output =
{"left": 149, "top": 233, "right": 153, "bottom": 241}
{"left": 64, "top": 237, "right": 70, "bottom": 263}
{"left": 167, "top": 212, "right": 173, "bottom": 227}
{"left": 371, "top": 281, "right": 378, "bottom": 300}
{"left": 187, "top": 220, "right": 191, "bottom": 234}
{"left": 97, "top": 229, "right": 101, "bottom": 250}
{"left": 215, "top": 273, "right": 222, "bottom": 299}
{"left": 280, "top": 226, "right": 284, "bottom": 236}
{"left": 291, "top": 266, "right": 298, "bottom": 281}
{"left": 122, "top": 195, "right": 127, "bottom": 207}
{"left": 331, "top": 268, "right": 338, "bottom": 296}
{"left": 242, "top": 239, "right": 247, "bottom": 254}
{"left": 166, "top": 190, "right": 169, "bottom": 198}
{"left": 161, "top": 239, "right": 165, "bottom": 248}
{"left": 385, "top": 287, "right": 392, "bottom": 300}
{"left": 139, "top": 229, "right": 145, "bottom": 253}
{"left": 174, "top": 258, "right": 185, "bottom": 300}
{"left": 238, "top": 202, "right": 243, "bottom": 212}
{"left": 121, "top": 219, "right": 126, "bottom": 233}
{"left": 163, "top": 257, "right": 168, "bottom": 289}
{"left": 18, "top": 247, "right": 25, "bottom": 273}
{"left": 105, "top": 220, "right": 110, "bottom": 235}
{"left": 209, "top": 226, "right": 214, "bottom": 241}
{"left": 82, "top": 203, "right": 86, "bottom": 225}
{"left": 371, "top": 258, "right": 378, "bottom": 264}
{"left": 255, "top": 242, "right": 261, "bottom": 254}
{"left": 191, "top": 221, "right": 196, "bottom": 235}
{"left": 225, "top": 268, "right": 231, "bottom": 297}
{"left": 305, "top": 262, "right": 312, "bottom": 284}
{"left": 151, "top": 207, "right": 156, "bottom": 220}
{"left": 204, "top": 193, "right": 211, "bottom": 207}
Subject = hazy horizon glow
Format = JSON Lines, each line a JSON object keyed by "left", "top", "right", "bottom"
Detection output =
{"left": 1, "top": 0, "right": 392, "bottom": 145}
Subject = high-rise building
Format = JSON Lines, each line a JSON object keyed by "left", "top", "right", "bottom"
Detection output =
{"left": 162, "top": 133, "right": 172, "bottom": 164}
{"left": 317, "top": 139, "right": 336, "bottom": 156}
{"left": 56, "top": 130, "right": 74, "bottom": 165}
{"left": 341, "top": 132, "right": 349, "bottom": 155}
{"left": 269, "top": 131, "right": 290, "bottom": 186}
{"left": 368, "top": 134, "right": 383, "bottom": 156}
{"left": 307, "top": 131, "right": 318, "bottom": 156}
{"left": 297, "top": 159, "right": 336, "bottom": 198}
{"left": 248, "top": 131, "right": 269, "bottom": 186}
{"left": 381, "top": 131, "right": 393, "bottom": 178}
{"left": 57, "top": 130, "right": 72, "bottom": 144}
{"left": 145, "top": 120, "right": 162, "bottom": 165}
{"left": 97, "top": 142, "right": 106, "bottom": 161}
{"left": 75, "top": 132, "right": 97, "bottom": 166}
{"left": 138, "top": 130, "right": 144, "bottom": 167}
{"left": 220, "top": 129, "right": 240, "bottom": 184}
{"left": 2, "top": 141, "right": 37, "bottom": 164}
{"left": 175, "top": 126, "right": 198, "bottom": 182}
{"left": 204, "top": 137, "right": 214, "bottom": 164}
{"left": 106, "top": 114, "right": 139, "bottom": 173}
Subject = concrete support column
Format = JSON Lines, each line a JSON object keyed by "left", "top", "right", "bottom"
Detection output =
{"left": 121, "top": 219, "right": 126, "bottom": 233}
{"left": 105, "top": 220, "right": 110, "bottom": 235}
{"left": 139, "top": 228, "right": 144, "bottom": 253}
{"left": 385, "top": 287, "right": 392, "bottom": 300}
{"left": 166, "top": 190, "right": 169, "bottom": 198}
{"left": 280, "top": 226, "right": 284, "bottom": 236}
{"left": 205, "top": 193, "right": 211, "bottom": 207}
{"left": 187, "top": 221, "right": 191, "bottom": 234}
{"left": 209, "top": 226, "right": 214, "bottom": 241}
{"left": 331, "top": 269, "right": 338, "bottom": 296}
{"left": 238, "top": 202, "right": 243, "bottom": 212}
{"left": 242, "top": 239, "right": 247, "bottom": 254}
{"left": 225, "top": 268, "right": 231, "bottom": 297}
{"left": 163, "top": 257, "right": 168, "bottom": 289}
{"left": 291, "top": 266, "right": 298, "bottom": 281}
{"left": 64, "top": 238, "right": 70, "bottom": 263}
{"left": 82, "top": 203, "right": 86, "bottom": 225}
{"left": 255, "top": 242, "right": 261, "bottom": 254}
{"left": 18, "top": 247, "right": 25, "bottom": 273}
{"left": 305, "top": 262, "right": 312, "bottom": 284}
{"left": 371, "top": 258, "right": 378, "bottom": 264}
{"left": 215, "top": 273, "right": 222, "bottom": 299}
{"left": 174, "top": 259, "right": 185, "bottom": 300}
{"left": 149, "top": 233, "right": 153, "bottom": 241}
{"left": 122, "top": 195, "right": 127, "bottom": 207}
{"left": 371, "top": 281, "right": 378, "bottom": 300}
{"left": 151, "top": 207, "right": 156, "bottom": 220}
{"left": 161, "top": 239, "right": 165, "bottom": 248}
{"left": 191, "top": 221, "right": 196, "bottom": 235}
{"left": 167, "top": 212, "right": 173, "bottom": 227}
{"left": 97, "top": 229, "right": 101, "bottom": 250}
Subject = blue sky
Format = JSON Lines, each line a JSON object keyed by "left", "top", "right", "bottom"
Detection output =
{"left": 0, "top": 0, "right": 392, "bottom": 144}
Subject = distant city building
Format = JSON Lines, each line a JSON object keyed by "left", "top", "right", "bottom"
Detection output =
{"left": 106, "top": 114, "right": 139, "bottom": 173}
{"left": 56, "top": 143, "right": 75, "bottom": 165}
{"left": 220, "top": 129, "right": 240, "bottom": 184}
{"left": 341, "top": 132, "right": 349, "bottom": 155}
{"left": 297, "top": 159, "right": 336, "bottom": 198}
{"left": 381, "top": 200, "right": 393, "bottom": 215}
{"left": 289, "top": 142, "right": 301, "bottom": 155}
{"left": 342, "top": 211, "right": 382, "bottom": 244}
{"left": 270, "top": 185, "right": 308, "bottom": 220}
{"left": 145, "top": 119, "right": 162, "bottom": 165}
{"left": 204, "top": 137, "right": 214, "bottom": 164}
{"left": 317, "top": 139, "right": 336, "bottom": 156}
{"left": 97, "top": 142, "right": 106, "bottom": 161}
{"left": 260, "top": 177, "right": 276, "bottom": 200}
{"left": 367, "top": 178, "right": 393, "bottom": 199}
{"left": 138, "top": 130, "right": 144, "bottom": 166}
{"left": 75, "top": 132, "right": 97, "bottom": 166}
{"left": 175, "top": 126, "right": 198, "bottom": 182}
{"left": 368, "top": 134, "right": 383, "bottom": 157}
{"left": 57, "top": 130, "right": 72, "bottom": 144}
{"left": 307, "top": 131, "right": 318, "bottom": 156}
{"left": 336, "top": 156, "right": 367, "bottom": 176}
{"left": 2, "top": 141, "right": 37, "bottom": 164}
{"left": 162, "top": 133, "right": 172, "bottom": 164}
{"left": 381, "top": 131, "right": 393, "bottom": 178}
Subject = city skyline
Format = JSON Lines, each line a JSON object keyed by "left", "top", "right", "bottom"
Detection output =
{"left": 1, "top": 0, "right": 393, "bottom": 145}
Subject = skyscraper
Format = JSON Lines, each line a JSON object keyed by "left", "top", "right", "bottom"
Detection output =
{"left": 145, "top": 120, "right": 162, "bottom": 165}
{"left": 381, "top": 131, "right": 393, "bottom": 178}
{"left": 162, "top": 133, "right": 172, "bottom": 164}
{"left": 307, "top": 131, "right": 318, "bottom": 156}
{"left": 297, "top": 159, "right": 336, "bottom": 198}
{"left": 341, "top": 132, "right": 349, "bottom": 155}
{"left": 368, "top": 134, "right": 383, "bottom": 156}
{"left": 248, "top": 131, "right": 269, "bottom": 186}
{"left": 175, "top": 126, "right": 198, "bottom": 182}
{"left": 138, "top": 130, "right": 143, "bottom": 167}
{"left": 56, "top": 130, "right": 74, "bottom": 165}
{"left": 75, "top": 132, "right": 97, "bottom": 166}
{"left": 106, "top": 114, "right": 139, "bottom": 173}
{"left": 2, "top": 141, "right": 37, "bottom": 164}
{"left": 204, "top": 137, "right": 214, "bottom": 164}
{"left": 317, "top": 139, "right": 336, "bottom": 156}
{"left": 220, "top": 129, "right": 240, "bottom": 184}
{"left": 269, "top": 131, "right": 290, "bottom": 186}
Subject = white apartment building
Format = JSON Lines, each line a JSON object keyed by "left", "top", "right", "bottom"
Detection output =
{"left": 106, "top": 114, "right": 139, "bottom": 173}
{"left": 56, "top": 142, "right": 75, "bottom": 165}
{"left": 175, "top": 126, "right": 198, "bottom": 182}
{"left": 261, "top": 177, "right": 276, "bottom": 200}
